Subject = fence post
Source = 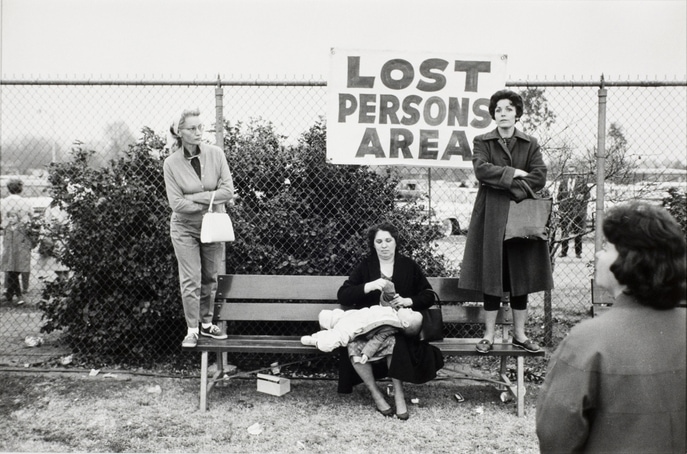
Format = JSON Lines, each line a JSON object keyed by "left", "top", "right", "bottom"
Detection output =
{"left": 595, "top": 75, "right": 607, "bottom": 253}
{"left": 214, "top": 75, "right": 224, "bottom": 149}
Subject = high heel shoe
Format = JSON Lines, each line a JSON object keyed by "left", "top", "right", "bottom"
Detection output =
{"left": 376, "top": 406, "right": 393, "bottom": 417}
{"left": 395, "top": 411, "right": 409, "bottom": 420}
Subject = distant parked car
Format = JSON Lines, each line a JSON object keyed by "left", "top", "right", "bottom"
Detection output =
{"left": 395, "top": 179, "right": 427, "bottom": 201}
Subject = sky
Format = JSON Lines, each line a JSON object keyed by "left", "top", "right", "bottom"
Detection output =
{"left": 1, "top": 0, "right": 686, "bottom": 81}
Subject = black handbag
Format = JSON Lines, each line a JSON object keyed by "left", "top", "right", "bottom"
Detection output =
{"left": 504, "top": 181, "right": 553, "bottom": 241}
{"left": 419, "top": 291, "right": 444, "bottom": 342}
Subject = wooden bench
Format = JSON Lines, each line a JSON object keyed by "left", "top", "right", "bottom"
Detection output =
{"left": 183, "top": 274, "right": 546, "bottom": 416}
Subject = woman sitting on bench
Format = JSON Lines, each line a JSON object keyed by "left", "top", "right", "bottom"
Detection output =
{"left": 336, "top": 222, "right": 443, "bottom": 420}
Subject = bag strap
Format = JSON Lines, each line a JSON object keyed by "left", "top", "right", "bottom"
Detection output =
{"left": 428, "top": 289, "right": 441, "bottom": 307}
{"left": 519, "top": 180, "right": 539, "bottom": 199}
{"left": 208, "top": 191, "right": 217, "bottom": 213}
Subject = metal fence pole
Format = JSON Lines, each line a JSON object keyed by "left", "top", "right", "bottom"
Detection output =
{"left": 595, "top": 75, "right": 608, "bottom": 253}
{"left": 214, "top": 76, "right": 224, "bottom": 149}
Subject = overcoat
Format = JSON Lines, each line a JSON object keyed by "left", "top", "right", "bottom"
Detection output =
{"left": 459, "top": 128, "right": 553, "bottom": 297}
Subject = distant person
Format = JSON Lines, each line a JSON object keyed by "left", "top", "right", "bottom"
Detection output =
{"left": 163, "top": 108, "right": 235, "bottom": 348}
{"left": 537, "top": 202, "right": 686, "bottom": 453}
{"left": 557, "top": 166, "right": 590, "bottom": 258}
{"left": 0, "top": 179, "right": 34, "bottom": 305}
{"left": 459, "top": 89, "right": 553, "bottom": 355}
{"left": 36, "top": 203, "right": 70, "bottom": 282}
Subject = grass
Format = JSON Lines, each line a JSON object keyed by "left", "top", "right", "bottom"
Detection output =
{"left": 0, "top": 369, "right": 542, "bottom": 453}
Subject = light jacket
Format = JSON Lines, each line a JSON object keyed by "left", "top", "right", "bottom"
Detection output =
{"left": 163, "top": 143, "right": 234, "bottom": 221}
{"left": 536, "top": 294, "right": 686, "bottom": 453}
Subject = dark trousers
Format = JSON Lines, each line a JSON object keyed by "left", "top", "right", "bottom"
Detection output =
{"left": 5, "top": 272, "right": 22, "bottom": 300}
{"left": 560, "top": 235, "right": 583, "bottom": 257}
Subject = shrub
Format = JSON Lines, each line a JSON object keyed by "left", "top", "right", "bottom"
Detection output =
{"left": 663, "top": 186, "right": 687, "bottom": 238}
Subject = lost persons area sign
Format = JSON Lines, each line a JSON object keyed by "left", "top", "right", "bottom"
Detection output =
{"left": 326, "top": 49, "right": 507, "bottom": 168}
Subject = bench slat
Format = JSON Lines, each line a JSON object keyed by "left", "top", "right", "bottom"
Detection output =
{"left": 213, "top": 302, "right": 512, "bottom": 324}
{"left": 217, "top": 275, "right": 486, "bottom": 304}
{"left": 214, "top": 302, "right": 340, "bottom": 321}
{"left": 187, "top": 335, "right": 544, "bottom": 357}
{"left": 217, "top": 275, "right": 345, "bottom": 300}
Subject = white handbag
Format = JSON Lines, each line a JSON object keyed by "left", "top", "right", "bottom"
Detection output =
{"left": 200, "top": 191, "right": 235, "bottom": 243}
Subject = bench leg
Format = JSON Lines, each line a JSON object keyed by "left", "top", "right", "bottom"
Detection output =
{"left": 516, "top": 356, "right": 525, "bottom": 417}
{"left": 200, "top": 351, "right": 208, "bottom": 412}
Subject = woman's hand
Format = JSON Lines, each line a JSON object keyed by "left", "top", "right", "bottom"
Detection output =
{"left": 389, "top": 296, "right": 412, "bottom": 310}
{"left": 513, "top": 169, "right": 529, "bottom": 179}
{"left": 364, "top": 278, "right": 388, "bottom": 294}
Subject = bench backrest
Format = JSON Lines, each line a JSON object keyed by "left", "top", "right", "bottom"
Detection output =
{"left": 213, "top": 274, "right": 512, "bottom": 325}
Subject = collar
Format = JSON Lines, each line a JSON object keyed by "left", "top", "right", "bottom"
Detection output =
{"left": 482, "top": 127, "right": 531, "bottom": 142}
{"left": 183, "top": 145, "right": 201, "bottom": 160}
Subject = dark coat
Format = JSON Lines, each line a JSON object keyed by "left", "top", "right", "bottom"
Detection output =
{"left": 459, "top": 128, "right": 553, "bottom": 297}
{"left": 336, "top": 254, "right": 444, "bottom": 392}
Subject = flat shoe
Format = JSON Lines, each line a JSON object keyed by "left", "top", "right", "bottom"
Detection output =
{"left": 512, "top": 338, "right": 541, "bottom": 353}
{"left": 475, "top": 339, "right": 492, "bottom": 354}
{"left": 396, "top": 412, "right": 409, "bottom": 421}
{"left": 376, "top": 406, "right": 393, "bottom": 417}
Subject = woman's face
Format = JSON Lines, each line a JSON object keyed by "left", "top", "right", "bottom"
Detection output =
{"left": 494, "top": 99, "right": 517, "bottom": 130}
{"left": 595, "top": 240, "right": 622, "bottom": 293}
{"left": 374, "top": 230, "right": 396, "bottom": 261}
{"left": 179, "top": 115, "right": 203, "bottom": 148}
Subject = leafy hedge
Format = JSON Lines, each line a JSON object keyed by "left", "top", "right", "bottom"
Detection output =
{"left": 39, "top": 120, "right": 451, "bottom": 363}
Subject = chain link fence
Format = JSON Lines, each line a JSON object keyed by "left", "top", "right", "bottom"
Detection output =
{"left": 1, "top": 77, "right": 685, "bottom": 369}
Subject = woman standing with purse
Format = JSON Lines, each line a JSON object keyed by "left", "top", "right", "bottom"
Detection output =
{"left": 163, "top": 108, "right": 234, "bottom": 348}
{"left": 459, "top": 89, "right": 553, "bottom": 354}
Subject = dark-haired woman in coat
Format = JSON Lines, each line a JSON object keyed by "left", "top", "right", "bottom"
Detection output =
{"left": 459, "top": 89, "right": 553, "bottom": 354}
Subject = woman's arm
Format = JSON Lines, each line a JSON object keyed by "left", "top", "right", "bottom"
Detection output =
{"left": 338, "top": 260, "right": 378, "bottom": 308}
{"left": 163, "top": 161, "right": 205, "bottom": 214}
{"left": 472, "top": 136, "right": 515, "bottom": 191}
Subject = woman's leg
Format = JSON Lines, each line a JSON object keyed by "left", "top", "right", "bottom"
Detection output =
{"left": 511, "top": 294, "right": 540, "bottom": 351}
{"left": 352, "top": 361, "right": 391, "bottom": 413}
{"left": 482, "top": 294, "right": 501, "bottom": 342}
{"left": 511, "top": 294, "right": 529, "bottom": 342}
{"left": 170, "top": 218, "right": 202, "bottom": 331}
{"left": 387, "top": 356, "right": 408, "bottom": 417}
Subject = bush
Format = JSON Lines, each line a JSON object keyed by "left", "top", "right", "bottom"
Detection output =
{"left": 663, "top": 186, "right": 687, "bottom": 238}
{"left": 39, "top": 120, "right": 452, "bottom": 364}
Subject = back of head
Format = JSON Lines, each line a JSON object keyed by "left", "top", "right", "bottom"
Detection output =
{"left": 7, "top": 179, "right": 23, "bottom": 195}
{"left": 603, "top": 201, "right": 686, "bottom": 308}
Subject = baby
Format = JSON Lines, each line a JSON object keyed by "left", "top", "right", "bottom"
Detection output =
{"left": 300, "top": 305, "right": 423, "bottom": 360}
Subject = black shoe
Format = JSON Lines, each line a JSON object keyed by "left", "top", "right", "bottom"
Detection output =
{"left": 559, "top": 253, "right": 567, "bottom": 258}
{"left": 376, "top": 406, "right": 393, "bottom": 417}
{"left": 512, "top": 338, "right": 541, "bottom": 353}
{"left": 396, "top": 412, "right": 409, "bottom": 420}
{"left": 200, "top": 324, "right": 227, "bottom": 340}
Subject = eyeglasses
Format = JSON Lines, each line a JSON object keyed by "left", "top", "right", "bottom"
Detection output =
{"left": 180, "top": 124, "right": 204, "bottom": 133}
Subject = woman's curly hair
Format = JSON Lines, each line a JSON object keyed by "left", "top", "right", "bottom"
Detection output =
{"left": 603, "top": 202, "right": 687, "bottom": 308}
{"left": 366, "top": 222, "right": 402, "bottom": 254}
{"left": 488, "top": 89, "right": 524, "bottom": 120}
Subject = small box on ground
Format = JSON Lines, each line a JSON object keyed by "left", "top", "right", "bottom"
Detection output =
{"left": 257, "top": 373, "right": 290, "bottom": 396}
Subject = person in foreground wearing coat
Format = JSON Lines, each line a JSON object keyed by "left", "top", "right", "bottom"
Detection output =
{"left": 163, "top": 108, "right": 234, "bottom": 348}
{"left": 536, "top": 202, "right": 686, "bottom": 454}
{"left": 459, "top": 89, "right": 553, "bottom": 354}
{"left": 337, "top": 222, "right": 444, "bottom": 420}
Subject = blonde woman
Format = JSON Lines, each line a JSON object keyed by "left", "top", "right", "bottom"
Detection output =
{"left": 163, "top": 109, "right": 234, "bottom": 347}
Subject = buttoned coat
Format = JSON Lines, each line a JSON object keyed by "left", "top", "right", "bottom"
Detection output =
{"left": 459, "top": 128, "right": 553, "bottom": 297}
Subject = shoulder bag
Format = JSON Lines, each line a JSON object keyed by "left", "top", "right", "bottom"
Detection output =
{"left": 419, "top": 290, "right": 444, "bottom": 342}
{"left": 504, "top": 181, "right": 553, "bottom": 241}
{"left": 200, "top": 191, "right": 235, "bottom": 243}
